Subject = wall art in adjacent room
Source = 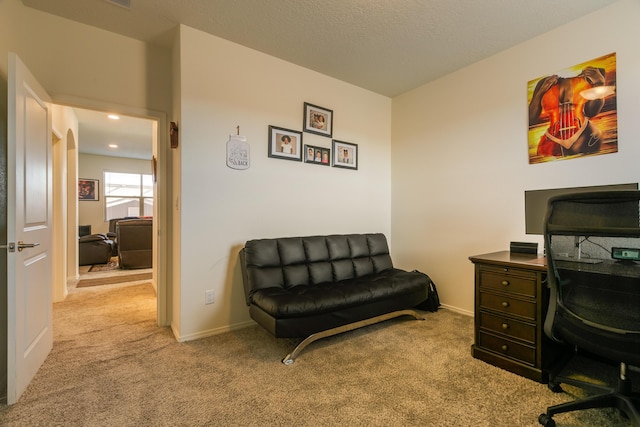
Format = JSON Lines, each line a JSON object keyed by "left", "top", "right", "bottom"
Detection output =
{"left": 78, "top": 178, "right": 99, "bottom": 201}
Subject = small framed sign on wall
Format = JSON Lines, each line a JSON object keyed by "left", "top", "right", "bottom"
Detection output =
{"left": 78, "top": 178, "right": 99, "bottom": 201}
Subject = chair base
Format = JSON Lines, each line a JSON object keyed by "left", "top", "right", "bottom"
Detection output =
{"left": 281, "top": 309, "right": 425, "bottom": 365}
{"left": 539, "top": 362, "right": 640, "bottom": 427}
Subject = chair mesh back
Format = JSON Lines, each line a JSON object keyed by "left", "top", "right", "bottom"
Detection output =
{"left": 545, "top": 191, "right": 640, "bottom": 336}
{"left": 546, "top": 193, "right": 640, "bottom": 236}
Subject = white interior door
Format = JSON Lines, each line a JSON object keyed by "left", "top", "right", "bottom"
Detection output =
{"left": 6, "top": 52, "right": 53, "bottom": 404}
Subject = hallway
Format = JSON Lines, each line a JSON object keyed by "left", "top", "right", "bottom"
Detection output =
{"left": 70, "top": 258, "right": 154, "bottom": 291}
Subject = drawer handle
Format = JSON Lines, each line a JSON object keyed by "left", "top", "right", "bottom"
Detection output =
{"left": 501, "top": 280, "right": 510, "bottom": 286}
{"left": 501, "top": 301, "right": 510, "bottom": 308}
{"left": 501, "top": 344, "right": 508, "bottom": 352}
{"left": 501, "top": 323, "right": 509, "bottom": 330}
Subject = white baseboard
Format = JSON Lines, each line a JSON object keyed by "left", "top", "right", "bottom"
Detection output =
{"left": 439, "top": 304, "right": 473, "bottom": 317}
{"left": 174, "top": 319, "right": 256, "bottom": 342}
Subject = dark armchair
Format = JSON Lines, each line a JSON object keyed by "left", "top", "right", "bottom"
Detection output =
{"left": 116, "top": 219, "right": 152, "bottom": 269}
{"left": 107, "top": 216, "right": 141, "bottom": 256}
{"left": 79, "top": 234, "right": 114, "bottom": 266}
{"left": 538, "top": 191, "right": 640, "bottom": 427}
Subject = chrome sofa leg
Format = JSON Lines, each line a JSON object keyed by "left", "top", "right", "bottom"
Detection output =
{"left": 281, "top": 309, "right": 426, "bottom": 365}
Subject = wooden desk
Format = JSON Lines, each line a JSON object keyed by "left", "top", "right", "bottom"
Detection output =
{"left": 469, "top": 251, "right": 563, "bottom": 383}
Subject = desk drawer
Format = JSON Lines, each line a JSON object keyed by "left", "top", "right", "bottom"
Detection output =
{"left": 479, "top": 311, "right": 535, "bottom": 344}
{"left": 479, "top": 270, "right": 536, "bottom": 298}
{"left": 479, "top": 292, "right": 536, "bottom": 321}
{"left": 478, "top": 331, "right": 536, "bottom": 365}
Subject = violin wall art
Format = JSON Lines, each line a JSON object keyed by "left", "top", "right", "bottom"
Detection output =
{"left": 527, "top": 52, "right": 617, "bottom": 164}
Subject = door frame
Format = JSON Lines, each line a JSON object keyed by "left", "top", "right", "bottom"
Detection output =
{"left": 53, "top": 95, "right": 169, "bottom": 326}
{"left": 51, "top": 127, "right": 66, "bottom": 303}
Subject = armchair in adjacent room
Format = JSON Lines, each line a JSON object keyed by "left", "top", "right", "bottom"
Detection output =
{"left": 538, "top": 191, "right": 640, "bottom": 427}
{"left": 78, "top": 234, "right": 114, "bottom": 266}
{"left": 116, "top": 219, "right": 152, "bottom": 269}
{"left": 107, "top": 216, "right": 142, "bottom": 256}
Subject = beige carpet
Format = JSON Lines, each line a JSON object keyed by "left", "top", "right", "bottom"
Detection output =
{"left": 0, "top": 283, "right": 633, "bottom": 426}
{"left": 88, "top": 256, "right": 119, "bottom": 272}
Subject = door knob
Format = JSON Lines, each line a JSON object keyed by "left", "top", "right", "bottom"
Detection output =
{"left": 17, "top": 241, "right": 40, "bottom": 252}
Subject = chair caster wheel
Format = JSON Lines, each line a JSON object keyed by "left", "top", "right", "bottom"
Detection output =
{"left": 538, "top": 413, "right": 556, "bottom": 427}
{"left": 547, "top": 382, "right": 563, "bottom": 393}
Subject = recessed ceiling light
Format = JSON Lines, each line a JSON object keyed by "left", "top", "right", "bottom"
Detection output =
{"left": 109, "top": 144, "right": 118, "bottom": 148}
{"left": 104, "top": 0, "right": 132, "bottom": 10}
{"left": 108, "top": 114, "right": 120, "bottom": 120}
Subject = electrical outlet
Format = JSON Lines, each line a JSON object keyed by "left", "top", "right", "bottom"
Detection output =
{"left": 205, "top": 290, "right": 215, "bottom": 305}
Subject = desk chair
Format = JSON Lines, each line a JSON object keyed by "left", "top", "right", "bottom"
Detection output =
{"left": 538, "top": 191, "right": 640, "bottom": 427}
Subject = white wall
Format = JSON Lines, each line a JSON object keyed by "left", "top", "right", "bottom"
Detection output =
{"left": 0, "top": 0, "right": 171, "bottom": 115}
{"left": 170, "top": 29, "right": 182, "bottom": 336}
{"left": 78, "top": 153, "right": 152, "bottom": 235}
{"left": 51, "top": 104, "right": 77, "bottom": 300}
{"left": 391, "top": 0, "right": 640, "bottom": 315}
{"left": 175, "top": 26, "right": 392, "bottom": 340}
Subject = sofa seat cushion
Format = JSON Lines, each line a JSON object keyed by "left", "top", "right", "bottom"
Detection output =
{"left": 251, "top": 268, "right": 426, "bottom": 318}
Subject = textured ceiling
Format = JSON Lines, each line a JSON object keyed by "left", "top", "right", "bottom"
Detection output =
{"left": 21, "top": 0, "right": 619, "bottom": 159}
{"left": 23, "top": 0, "right": 619, "bottom": 97}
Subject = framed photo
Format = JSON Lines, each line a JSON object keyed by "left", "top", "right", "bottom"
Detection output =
{"left": 268, "top": 125, "right": 303, "bottom": 161}
{"left": 78, "top": 178, "right": 99, "bottom": 201}
{"left": 332, "top": 140, "right": 358, "bottom": 170}
{"left": 304, "top": 144, "right": 331, "bottom": 166}
{"left": 303, "top": 102, "right": 333, "bottom": 137}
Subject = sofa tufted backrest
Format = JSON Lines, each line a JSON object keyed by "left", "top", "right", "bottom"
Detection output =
{"left": 240, "top": 233, "right": 394, "bottom": 305}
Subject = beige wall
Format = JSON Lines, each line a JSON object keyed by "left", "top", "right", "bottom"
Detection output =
{"left": 51, "top": 104, "right": 78, "bottom": 299}
{"left": 170, "top": 29, "right": 182, "bottom": 336}
{"left": 175, "top": 26, "right": 392, "bottom": 340}
{"left": 391, "top": 0, "right": 640, "bottom": 314}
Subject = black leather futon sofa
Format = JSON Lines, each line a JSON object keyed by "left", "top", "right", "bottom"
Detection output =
{"left": 240, "top": 233, "right": 434, "bottom": 364}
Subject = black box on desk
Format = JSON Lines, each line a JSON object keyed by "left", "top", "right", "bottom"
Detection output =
{"left": 510, "top": 241, "right": 538, "bottom": 254}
